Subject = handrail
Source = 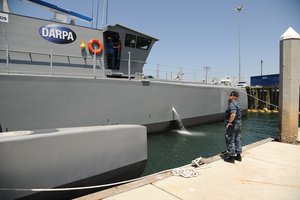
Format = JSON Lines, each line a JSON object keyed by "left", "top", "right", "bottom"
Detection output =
{"left": 0, "top": 48, "right": 215, "bottom": 82}
{"left": 0, "top": 48, "right": 104, "bottom": 78}
{"left": 0, "top": 48, "right": 147, "bottom": 79}
{"left": 0, "top": 48, "right": 147, "bottom": 64}
{"left": 0, "top": 48, "right": 91, "bottom": 60}
{"left": 120, "top": 57, "right": 146, "bottom": 64}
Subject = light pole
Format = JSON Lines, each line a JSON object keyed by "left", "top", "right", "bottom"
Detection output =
{"left": 203, "top": 66, "right": 211, "bottom": 83}
{"left": 235, "top": 5, "right": 244, "bottom": 82}
{"left": 261, "top": 59, "right": 263, "bottom": 76}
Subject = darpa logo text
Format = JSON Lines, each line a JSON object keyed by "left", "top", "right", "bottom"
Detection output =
{"left": 39, "top": 24, "right": 76, "bottom": 44}
{"left": 0, "top": 12, "right": 8, "bottom": 23}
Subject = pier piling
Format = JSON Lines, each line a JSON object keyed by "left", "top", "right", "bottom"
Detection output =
{"left": 246, "top": 86, "right": 279, "bottom": 112}
{"left": 279, "top": 27, "right": 300, "bottom": 143}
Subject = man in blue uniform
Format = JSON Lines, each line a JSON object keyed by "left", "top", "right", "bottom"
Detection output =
{"left": 224, "top": 91, "right": 242, "bottom": 163}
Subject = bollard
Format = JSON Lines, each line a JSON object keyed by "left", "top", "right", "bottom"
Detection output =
{"left": 279, "top": 27, "right": 300, "bottom": 143}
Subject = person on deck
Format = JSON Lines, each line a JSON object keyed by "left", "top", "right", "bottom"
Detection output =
{"left": 106, "top": 37, "right": 115, "bottom": 69}
{"left": 224, "top": 91, "right": 242, "bottom": 163}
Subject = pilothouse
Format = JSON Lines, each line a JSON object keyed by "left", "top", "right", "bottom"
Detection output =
{"left": 1, "top": 0, "right": 158, "bottom": 78}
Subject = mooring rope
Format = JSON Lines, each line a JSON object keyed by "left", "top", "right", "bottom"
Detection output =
{"left": 0, "top": 157, "right": 207, "bottom": 192}
{"left": 231, "top": 86, "right": 279, "bottom": 109}
{"left": 0, "top": 169, "right": 170, "bottom": 192}
{"left": 171, "top": 167, "right": 200, "bottom": 178}
{"left": 171, "top": 157, "right": 206, "bottom": 178}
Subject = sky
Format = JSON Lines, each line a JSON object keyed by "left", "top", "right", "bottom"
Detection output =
{"left": 7, "top": 0, "right": 300, "bottom": 82}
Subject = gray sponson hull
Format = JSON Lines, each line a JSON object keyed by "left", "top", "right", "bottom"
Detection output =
{"left": 0, "top": 74, "right": 248, "bottom": 133}
{"left": 0, "top": 125, "right": 147, "bottom": 200}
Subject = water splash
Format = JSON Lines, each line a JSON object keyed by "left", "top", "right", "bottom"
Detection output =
{"left": 171, "top": 107, "right": 206, "bottom": 136}
{"left": 171, "top": 107, "right": 187, "bottom": 132}
{"left": 176, "top": 129, "right": 206, "bottom": 136}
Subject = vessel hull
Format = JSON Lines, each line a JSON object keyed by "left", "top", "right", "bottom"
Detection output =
{"left": 0, "top": 75, "right": 248, "bottom": 133}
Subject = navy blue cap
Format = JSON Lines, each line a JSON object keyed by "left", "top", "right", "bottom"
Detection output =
{"left": 229, "top": 91, "right": 239, "bottom": 97}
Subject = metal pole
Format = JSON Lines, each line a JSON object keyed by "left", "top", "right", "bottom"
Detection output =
{"left": 93, "top": 51, "right": 96, "bottom": 79}
{"left": 260, "top": 60, "right": 263, "bottom": 76}
{"left": 96, "top": 0, "right": 100, "bottom": 29}
{"left": 50, "top": 49, "right": 53, "bottom": 76}
{"left": 105, "top": 0, "right": 108, "bottom": 25}
{"left": 128, "top": 52, "right": 131, "bottom": 80}
{"left": 156, "top": 64, "right": 160, "bottom": 79}
{"left": 203, "top": 66, "right": 211, "bottom": 83}
{"left": 101, "top": 0, "right": 108, "bottom": 28}
{"left": 91, "top": 0, "right": 94, "bottom": 28}
{"left": 238, "top": 13, "right": 241, "bottom": 82}
{"left": 6, "top": 44, "right": 9, "bottom": 73}
{"left": 235, "top": 6, "right": 244, "bottom": 82}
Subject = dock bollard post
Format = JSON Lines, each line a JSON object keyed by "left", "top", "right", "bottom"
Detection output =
{"left": 279, "top": 27, "right": 300, "bottom": 143}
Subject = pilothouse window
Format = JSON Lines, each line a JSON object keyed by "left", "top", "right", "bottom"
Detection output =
{"left": 137, "top": 36, "right": 152, "bottom": 50}
{"left": 125, "top": 34, "right": 136, "bottom": 48}
{"left": 125, "top": 34, "right": 152, "bottom": 50}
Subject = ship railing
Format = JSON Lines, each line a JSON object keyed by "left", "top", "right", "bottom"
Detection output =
{"left": 143, "top": 63, "right": 238, "bottom": 84}
{"left": 0, "top": 47, "right": 108, "bottom": 79}
{"left": 143, "top": 63, "right": 209, "bottom": 83}
{"left": 1, "top": 47, "right": 228, "bottom": 84}
{"left": 0, "top": 47, "right": 149, "bottom": 80}
{"left": 118, "top": 55, "right": 147, "bottom": 80}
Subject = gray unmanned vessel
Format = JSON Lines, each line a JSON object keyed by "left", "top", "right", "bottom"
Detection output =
{"left": 0, "top": 0, "right": 247, "bottom": 133}
{"left": 0, "top": 0, "right": 247, "bottom": 199}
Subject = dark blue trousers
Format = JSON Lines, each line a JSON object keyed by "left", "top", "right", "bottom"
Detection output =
{"left": 225, "top": 127, "right": 242, "bottom": 157}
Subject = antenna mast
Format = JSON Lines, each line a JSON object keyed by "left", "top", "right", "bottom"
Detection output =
{"left": 101, "top": 0, "right": 108, "bottom": 28}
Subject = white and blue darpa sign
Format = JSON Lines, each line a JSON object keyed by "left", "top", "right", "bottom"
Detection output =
{"left": 39, "top": 24, "right": 76, "bottom": 44}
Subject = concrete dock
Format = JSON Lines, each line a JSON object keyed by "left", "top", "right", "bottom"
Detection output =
{"left": 76, "top": 138, "right": 300, "bottom": 200}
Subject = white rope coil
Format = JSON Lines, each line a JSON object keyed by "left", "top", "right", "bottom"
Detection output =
{"left": 191, "top": 157, "right": 204, "bottom": 167}
{"left": 171, "top": 167, "right": 200, "bottom": 178}
{"left": 171, "top": 157, "right": 204, "bottom": 178}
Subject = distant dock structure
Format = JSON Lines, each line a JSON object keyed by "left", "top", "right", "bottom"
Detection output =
{"left": 247, "top": 74, "right": 279, "bottom": 113}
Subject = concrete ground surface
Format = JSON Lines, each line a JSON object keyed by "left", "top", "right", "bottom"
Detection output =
{"left": 77, "top": 140, "right": 300, "bottom": 200}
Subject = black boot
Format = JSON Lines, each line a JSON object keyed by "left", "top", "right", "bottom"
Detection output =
{"left": 235, "top": 154, "right": 242, "bottom": 162}
{"left": 224, "top": 156, "right": 235, "bottom": 163}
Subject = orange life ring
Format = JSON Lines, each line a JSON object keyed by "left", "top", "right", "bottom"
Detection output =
{"left": 88, "top": 39, "right": 103, "bottom": 54}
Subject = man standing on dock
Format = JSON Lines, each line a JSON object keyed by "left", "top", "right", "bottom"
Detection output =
{"left": 224, "top": 91, "right": 242, "bottom": 163}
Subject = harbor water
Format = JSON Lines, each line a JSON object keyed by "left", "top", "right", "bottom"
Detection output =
{"left": 143, "top": 112, "right": 279, "bottom": 175}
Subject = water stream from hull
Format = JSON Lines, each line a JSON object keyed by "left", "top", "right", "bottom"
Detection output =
{"left": 171, "top": 107, "right": 206, "bottom": 136}
{"left": 171, "top": 107, "right": 186, "bottom": 131}
{"left": 170, "top": 107, "right": 191, "bottom": 135}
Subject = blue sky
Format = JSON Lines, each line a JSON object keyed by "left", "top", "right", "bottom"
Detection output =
{"left": 7, "top": 0, "right": 300, "bottom": 82}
